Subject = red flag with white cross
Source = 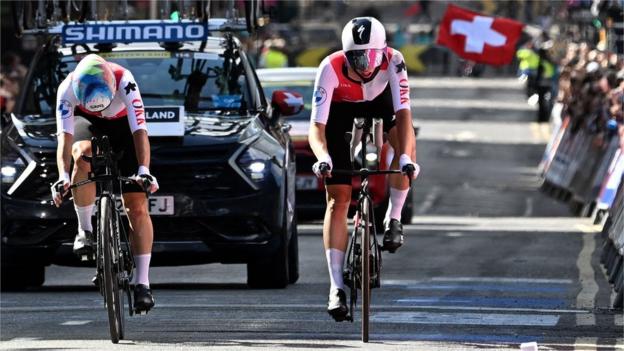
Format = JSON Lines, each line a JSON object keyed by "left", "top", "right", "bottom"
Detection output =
{"left": 437, "top": 4, "right": 524, "bottom": 66}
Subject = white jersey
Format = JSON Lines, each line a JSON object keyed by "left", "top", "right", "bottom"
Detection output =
{"left": 56, "top": 62, "right": 147, "bottom": 135}
{"left": 310, "top": 48, "right": 410, "bottom": 125}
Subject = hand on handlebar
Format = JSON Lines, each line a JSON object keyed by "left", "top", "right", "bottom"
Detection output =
{"left": 134, "top": 166, "right": 159, "bottom": 194}
{"left": 312, "top": 155, "right": 333, "bottom": 179}
{"left": 51, "top": 172, "right": 71, "bottom": 207}
{"left": 399, "top": 154, "right": 420, "bottom": 180}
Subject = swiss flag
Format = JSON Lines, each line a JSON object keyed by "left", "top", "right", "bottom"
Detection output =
{"left": 437, "top": 4, "right": 524, "bottom": 66}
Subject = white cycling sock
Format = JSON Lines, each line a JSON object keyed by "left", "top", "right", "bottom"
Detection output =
{"left": 384, "top": 187, "right": 409, "bottom": 225}
{"left": 134, "top": 254, "right": 151, "bottom": 287}
{"left": 325, "top": 248, "right": 345, "bottom": 292}
{"left": 74, "top": 204, "right": 94, "bottom": 235}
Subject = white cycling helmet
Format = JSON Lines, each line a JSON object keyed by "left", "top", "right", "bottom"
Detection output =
{"left": 72, "top": 54, "right": 116, "bottom": 112}
{"left": 341, "top": 17, "right": 386, "bottom": 75}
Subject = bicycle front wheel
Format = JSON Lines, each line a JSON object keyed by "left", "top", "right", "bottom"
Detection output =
{"left": 361, "top": 196, "right": 371, "bottom": 343}
{"left": 99, "top": 196, "right": 124, "bottom": 343}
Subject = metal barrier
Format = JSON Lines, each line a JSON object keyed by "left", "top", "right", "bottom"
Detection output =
{"left": 540, "top": 109, "right": 623, "bottom": 309}
{"left": 599, "top": 175, "right": 624, "bottom": 309}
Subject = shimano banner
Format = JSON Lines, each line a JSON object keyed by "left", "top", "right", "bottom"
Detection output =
{"left": 62, "top": 21, "right": 209, "bottom": 44}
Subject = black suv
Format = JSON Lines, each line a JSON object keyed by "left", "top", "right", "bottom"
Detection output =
{"left": 1, "top": 32, "right": 301, "bottom": 289}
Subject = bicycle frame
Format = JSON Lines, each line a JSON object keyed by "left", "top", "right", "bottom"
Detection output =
{"left": 66, "top": 136, "right": 138, "bottom": 342}
{"left": 333, "top": 117, "right": 404, "bottom": 342}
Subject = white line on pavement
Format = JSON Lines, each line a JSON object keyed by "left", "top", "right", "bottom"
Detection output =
{"left": 60, "top": 320, "right": 92, "bottom": 326}
{"left": 576, "top": 233, "right": 598, "bottom": 326}
{"left": 574, "top": 337, "right": 599, "bottom": 351}
{"left": 371, "top": 311, "right": 560, "bottom": 326}
{"left": 409, "top": 78, "right": 524, "bottom": 89}
{"left": 410, "top": 98, "right": 533, "bottom": 111}
{"left": 429, "top": 277, "right": 574, "bottom": 284}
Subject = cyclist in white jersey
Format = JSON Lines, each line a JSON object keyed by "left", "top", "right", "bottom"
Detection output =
{"left": 308, "top": 17, "right": 420, "bottom": 321}
{"left": 51, "top": 54, "right": 158, "bottom": 312}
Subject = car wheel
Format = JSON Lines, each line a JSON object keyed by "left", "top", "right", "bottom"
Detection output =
{"left": 288, "top": 214, "right": 299, "bottom": 284}
{"left": 1, "top": 265, "right": 45, "bottom": 291}
{"left": 401, "top": 190, "right": 414, "bottom": 225}
{"left": 247, "top": 210, "right": 290, "bottom": 289}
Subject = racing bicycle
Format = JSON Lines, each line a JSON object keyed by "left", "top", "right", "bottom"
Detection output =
{"left": 59, "top": 136, "right": 151, "bottom": 343}
{"left": 321, "top": 116, "right": 414, "bottom": 342}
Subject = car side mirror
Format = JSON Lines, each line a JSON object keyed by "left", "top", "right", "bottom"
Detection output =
{"left": 270, "top": 90, "right": 303, "bottom": 121}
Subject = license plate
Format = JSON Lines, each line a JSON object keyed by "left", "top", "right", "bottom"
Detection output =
{"left": 296, "top": 176, "right": 318, "bottom": 190}
{"left": 114, "top": 196, "right": 174, "bottom": 216}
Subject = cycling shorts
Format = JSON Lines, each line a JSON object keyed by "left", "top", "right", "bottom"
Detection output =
{"left": 73, "top": 114, "right": 143, "bottom": 193}
{"left": 325, "top": 86, "right": 395, "bottom": 186}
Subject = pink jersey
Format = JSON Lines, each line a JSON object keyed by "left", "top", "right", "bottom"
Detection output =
{"left": 56, "top": 62, "right": 147, "bottom": 135}
{"left": 310, "top": 48, "right": 410, "bottom": 125}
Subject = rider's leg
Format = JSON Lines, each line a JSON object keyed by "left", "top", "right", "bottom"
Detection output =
{"left": 71, "top": 141, "right": 96, "bottom": 249}
{"left": 324, "top": 184, "right": 351, "bottom": 292}
{"left": 123, "top": 192, "right": 155, "bottom": 311}
{"left": 122, "top": 193, "right": 153, "bottom": 286}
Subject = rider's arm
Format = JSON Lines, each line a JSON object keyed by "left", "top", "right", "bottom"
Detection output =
{"left": 308, "top": 57, "right": 337, "bottom": 162}
{"left": 388, "top": 49, "right": 416, "bottom": 160}
{"left": 56, "top": 133, "right": 72, "bottom": 180}
{"left": 309, "top": 122, "right": 329, "bottom": 162}
{"left": 132, "top": 130, "right": 150, "bottom": 170}
{"left": 395, "top": 108, "right": 415, "bottom": 161}
{"left": 119, "top": 70, "right": 150, "bottom": 171}
{"left": 55, "top": 78, "right": 77, "bottom": 181}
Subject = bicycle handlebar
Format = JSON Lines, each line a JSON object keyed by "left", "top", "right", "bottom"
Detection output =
{"left": 324, "top": 167, "right": 415, "bottom": 187}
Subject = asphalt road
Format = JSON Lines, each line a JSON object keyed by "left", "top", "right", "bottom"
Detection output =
{"left": 1, "top": 78, "right": 622, "bottom": 351}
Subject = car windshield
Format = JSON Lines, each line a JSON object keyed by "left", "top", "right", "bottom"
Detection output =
{"left": 261, "top": 80, "right": 313, "bottom": 121}
{"left": 22, "top": 50, "right": 252, "bottom": 116}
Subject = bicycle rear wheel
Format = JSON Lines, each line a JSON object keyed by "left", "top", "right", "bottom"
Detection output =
{"left": 361, "top": 197, "right": 371, "bottom": 343}
{"left": 99, "top": 196, "right": 124, "bottom": 343}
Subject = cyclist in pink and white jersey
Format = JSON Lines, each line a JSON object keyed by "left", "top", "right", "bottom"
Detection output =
{"left": 308, "top": 17, "right": 420, "bottom": 321}
{"left": 51, "top": 54, "right": 158, "bottom": 312}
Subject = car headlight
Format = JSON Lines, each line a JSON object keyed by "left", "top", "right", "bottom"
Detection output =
{"left": 1, "top": 136, "right": 37, "bottom": 195}
{"left": 236, "top": 147, "right": 271, "bottom": 183}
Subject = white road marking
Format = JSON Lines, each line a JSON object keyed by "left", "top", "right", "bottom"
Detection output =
{"left": 576, "top": 233, "right": 598, "bottom": 326}
{"left": 415, "top": 185, "right": 440, "bottom": 216}
{"left": 406, "top": 216, "right": 592, "bottom": 233}
{"left": 429, "top": 277, "right": 574, "bottom": 284}
{"left": 411, "top": 98, "right": 533, "bottom": 111}
{"left": 445, "top": 232, "right": 464, "bottom": 238}
{"left": 60, "top": 320, "right": 91, "bottom": 326}
{"left": 371, "top": 311, "right": 560, "bottom": 326}
{"left": 574, "top": 337, "right": 598, "bottom": 351}
{"left": 409, "top": 77, "right": 524, "bottom": 89}
{"left": 299, "top": 217, "right": 594, "bottom": 234}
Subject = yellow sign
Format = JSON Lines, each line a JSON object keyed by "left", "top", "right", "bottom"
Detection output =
{"left": 401, "top": 45, "right": 427, "bottom": 73}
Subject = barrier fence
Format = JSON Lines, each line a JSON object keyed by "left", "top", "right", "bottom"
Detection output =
{"left": 540, "top": 106, "right": 624, "bottom": 309}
